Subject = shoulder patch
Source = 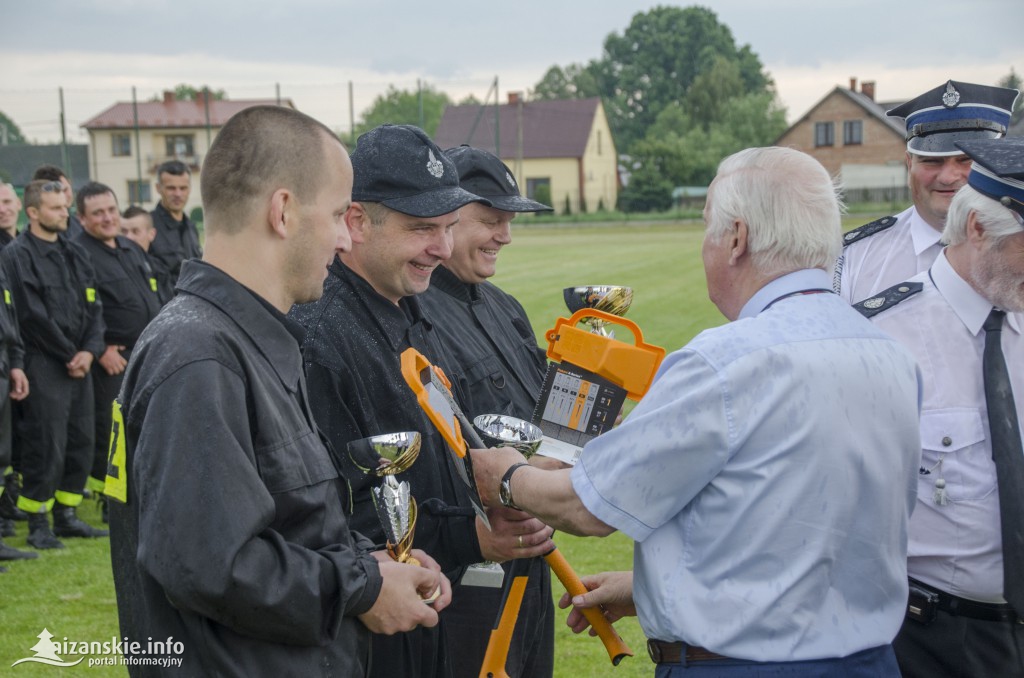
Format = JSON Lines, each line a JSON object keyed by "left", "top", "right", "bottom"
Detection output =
{"left": 853, "top": 282, "right": 924, "bottom": 318}
{"left": 842, "top": 215, "right": 898, "bottom": 248}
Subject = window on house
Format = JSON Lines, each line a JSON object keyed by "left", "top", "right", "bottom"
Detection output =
{"left": 843, "top": 120, "right": 863, "bottom": 145}
{"left": 111, "top": 133, "right": 131, "bottom": 157}
{"left": 526, "top": 178, "right": 551, "bottom": 206}
{"left": 165, "top": 135, "right": 195, "bottom": 158}
{"left": 814, "top": 122, "right": 834, "bottom": 147}
{"left": 128, "top": 180, "right": 151, "bottom": 204}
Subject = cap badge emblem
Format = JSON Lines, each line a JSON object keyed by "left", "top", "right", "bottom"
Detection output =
{"left": 941, "top": 82, "right": 960, "bottom": 109}
{"left": 426, "top": 149, "right": 444, "bottom": 178}
{"left": 505, "top": 171, "right": 516, "bottom": 189}
{"left": 863, "top": 297, "right": 885, "bottom": 309}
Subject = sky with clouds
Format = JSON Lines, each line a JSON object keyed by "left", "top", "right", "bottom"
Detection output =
{"left": 1, "top": 0, "right": 1021, "bottom": 144}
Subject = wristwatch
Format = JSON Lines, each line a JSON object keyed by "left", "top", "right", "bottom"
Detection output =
{"left": 499, "top": 462, "right": 530, "bottom": 510}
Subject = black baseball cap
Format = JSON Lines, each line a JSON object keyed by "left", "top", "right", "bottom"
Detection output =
{"left": 887, "top": 80, "right": 1019, "bottom": 156}
{"left": 444, "top": 145, "right": 553, "bottom": 213}
{"left": 351, "top": 124, "right": 490, "bottom": 218}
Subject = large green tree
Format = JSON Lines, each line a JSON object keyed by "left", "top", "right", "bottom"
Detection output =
{"left": 534, "top": 6, "right": 786, "bottom": 212}
{"left": 353, "top": 84, "right": 452, "bottom": 139}
{"left": 0, "top": 110, "right": 27, "bottom": 145}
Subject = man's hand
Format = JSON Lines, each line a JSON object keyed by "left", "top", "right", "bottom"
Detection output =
{"left": 358, "top": 551, "right": 452, "bottom": 634}
{"left": 99, "top": 345, "right": 128, "bottom": 376}
{"left": 8, "top": 367, "right": 28, "bottom": 401}
{"left": 468, "top": 446, "right": 528, "bottom": 507}
{"left": 558, "top": 570, "right": 636, "bottom": 635}
{"left": 66, "top": 351, "right": 94, "bottom": 379}
{"left": 475, "top": 507, "right": 555, "bottom": 562}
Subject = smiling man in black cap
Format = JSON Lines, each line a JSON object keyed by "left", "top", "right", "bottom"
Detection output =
{"left": 418, "top": 145, "right": 556, "bottom": 678}
{"left": 857, "top": 135, "right": 1024, "bottom": 677}
{"left": 835, "top": 80, "right": 1018, "bottom": 304}
{"left": 291, "top": 126, "right": 555, "bottom": 678}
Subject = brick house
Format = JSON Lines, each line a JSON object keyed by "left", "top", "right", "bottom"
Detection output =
{"left": 775, "top": 79, "right": 908, "bottom": 201}
{"left": 435, "top": 95, "right": 618, "bottom": 214}
{"left": 81, "top": 92, "right": 295, "bottom": 214}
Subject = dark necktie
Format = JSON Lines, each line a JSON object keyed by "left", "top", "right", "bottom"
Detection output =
{"left": 983, "top": 308, "right": 1024, "bottom": 614}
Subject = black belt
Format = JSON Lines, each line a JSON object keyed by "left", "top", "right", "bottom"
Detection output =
{"left": 910, "top": 578, "right": 1021, "bottom": 623}
{"left": 646, "top": 639, "right": 728, "bottom": 664}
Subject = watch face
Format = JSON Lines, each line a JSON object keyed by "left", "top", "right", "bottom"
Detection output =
{"left": 499, "top": 481, "right": 513, "bottom": 507}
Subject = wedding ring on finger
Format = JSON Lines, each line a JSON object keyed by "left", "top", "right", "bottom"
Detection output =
{"left": 517, "top": 535, "right": 524, "bottom": 549}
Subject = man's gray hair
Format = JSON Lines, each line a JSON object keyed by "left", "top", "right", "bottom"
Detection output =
{"left": 706, "top": 147, "right": 843, "bottom": 276}
{"left": 943, "top": 184, "right": 1023, "bottom": 246}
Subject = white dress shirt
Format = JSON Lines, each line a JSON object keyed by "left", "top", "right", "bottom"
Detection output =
{"left": 836, "top": 206, "right": 945, "bottom": 304}
{"left": 871, "top": 250, "right": 1024, "bottom": 603}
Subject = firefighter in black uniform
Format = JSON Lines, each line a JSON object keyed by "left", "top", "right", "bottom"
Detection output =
{"left": 419, "top": 145, "right": 556, "bottom": 678}
{"left": 107, "top": 106, "right": 450, "bottom": 677}
{"left": 0, "top": 180, "right": 106, "bottom": 549}
{"left": 0, "top": 259, "right": 35, "bottom": 568}
{"left": 149, "top": 160, "right": 202, "bottom": 286}
{"left": 74, "top": 183, "right": 163, "bottom": 512}
{"left": 291, "top": 125, "right": 554, "bottom": 678}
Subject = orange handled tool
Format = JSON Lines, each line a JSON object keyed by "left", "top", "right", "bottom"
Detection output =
{"left": 479, "top": 558, "right": 529, "bottom": 678}
{"left": 401, "top": 347, "right": 633, "bottom": 666}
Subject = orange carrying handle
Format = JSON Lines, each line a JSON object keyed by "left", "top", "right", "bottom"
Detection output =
{"left": 545, "top": 548, "right": 633, "bottom": 665}
{"left": 545, "top": 309, "right": 665, "bottom": 400}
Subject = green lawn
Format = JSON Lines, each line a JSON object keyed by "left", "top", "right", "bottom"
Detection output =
{"left": 0, "top": 216, "right": 886, "bottom": 677}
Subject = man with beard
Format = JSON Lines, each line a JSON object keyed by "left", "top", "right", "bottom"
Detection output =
{"left": 856, "top": 136, "right": 1024, "bottom": 677}
{"left": 31, "top": 165, "right": 84, "bottom": 240}
{"left": 834, "top": 80, "right": 1018, "bottom": 303}
{"left": 0, "top": 180, "right": 105, "bottom": 549}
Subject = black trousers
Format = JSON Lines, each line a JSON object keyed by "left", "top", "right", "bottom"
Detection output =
{"left": 90, "top": 347, "right": 131, "bottom": 484}
{"left": 0, "top": 375, "right": 9, "bottom": 487}
{"left": 895, "top": 609, "right": 1024, "bottom": 677}
{"left": 16, "top": 351, "right": 94, "bottom": 508}
{"left": 443, "top": 558, "right": 555, "bottom": 678}
{"left": 368, "top": 623, "right": 451, "bottom": 678}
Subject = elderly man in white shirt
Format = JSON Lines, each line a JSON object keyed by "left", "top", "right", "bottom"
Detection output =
{"left": 857, "top": 135, "right": 1024, "bottom": 678}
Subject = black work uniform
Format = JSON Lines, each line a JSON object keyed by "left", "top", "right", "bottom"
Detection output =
{"left": 0, "top": 266, "right": 25, "bottom": 493}
{"left": 420, "top": 264, "right": 555, "bottom": 678}
{"left": 1, "top": 231, "right": 104, "bottom": 511}
{"left": 291, "top": 258, "right": 483, "bottom": 678}
{"left": 75, "top": 233, "right": 163, "bottom": 488}
{"left": 108, "top": 260, "right": 382, "bottom": 677}
{"left": 148, "top": 202, "right": 201, "bottom": 286}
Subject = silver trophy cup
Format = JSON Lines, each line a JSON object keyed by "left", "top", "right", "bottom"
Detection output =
{"left": 563, "top": 285, "right": 633, "bottom": 336}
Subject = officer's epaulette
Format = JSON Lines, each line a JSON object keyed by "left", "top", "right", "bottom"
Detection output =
{"left": 853, "top": 281, "right": 924, "bottom": 318}
{"left": 842, "top": 215, "right": 898, "bottom": 248}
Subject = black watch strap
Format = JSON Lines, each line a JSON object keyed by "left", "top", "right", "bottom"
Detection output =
{"left": 500, "top": 462, "right": 530, "bottom": 510}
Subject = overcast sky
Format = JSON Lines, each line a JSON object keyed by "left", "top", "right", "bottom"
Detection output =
{"left": 1, "top": 0, "right": 1021, "bottom": 144}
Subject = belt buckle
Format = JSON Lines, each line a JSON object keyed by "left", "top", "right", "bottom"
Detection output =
{"left": 646, "top": 639, "right": 662, "bottom": 663}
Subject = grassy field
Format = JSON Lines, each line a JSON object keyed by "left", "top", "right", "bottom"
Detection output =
{"left": 0, "top": 215, "right": 885, "bottom": 676}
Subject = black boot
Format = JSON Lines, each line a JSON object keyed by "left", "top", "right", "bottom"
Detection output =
{"left": 0, "top": 536, "right": 38, "bottom": 561}
{"left": 52, "top": 504, "right": 109, "bottom": 538}
{"left": 0, "top": 517, "right": 14, "bottom": 537}
{"left": 0, "top": 475, "right": 28, "bottom": 521}
{"left": 27, "top": 513, "right": 64, "bottom": 550}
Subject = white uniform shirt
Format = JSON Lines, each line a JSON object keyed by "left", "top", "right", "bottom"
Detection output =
{"left": 572, "top": 269, "right": 922, "bottom": 661}
{"left": 836, "top": 206, "right": 945, "bottom": 303}
{"left": 871, "top": 251, "right": 1024, "bottom": 603}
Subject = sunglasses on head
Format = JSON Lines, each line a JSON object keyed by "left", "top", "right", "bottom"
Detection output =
{"left": 41, "top": 181, "right": 65, "bottom": 193}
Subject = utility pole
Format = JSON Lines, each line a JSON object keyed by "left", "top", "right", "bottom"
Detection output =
{"left": 515, "top": 92, "right": 523, "bottom": 183}
{"left": 275, "top": 82, "right": 281, "bottom": 106}
{"left": 203, "top": 86, "right": 212, "bottom": 152}
{"left": 418, "top": 78, "right": 424, "bottom": 130}
{"left": 493, "top": 76, "right": 500, "bottom": 156}
{"left": 348, "top": 81, "right": 355, "bottom": 146}
{"left": 59, "top": 87, "right": 69, "bottom": 182}
{"left": 132, "top": 86, "right": 142, "bottom": 203}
